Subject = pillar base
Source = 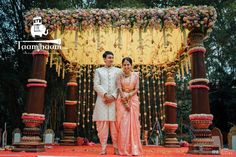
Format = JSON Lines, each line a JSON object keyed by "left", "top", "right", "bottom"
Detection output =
{"left": 164, "top": 133, "right": 180, "bottom": 148}
{"left": 13, "top": 113, "right": 45, "bottom": 152}
{"left": 60, "top": 122, "right": 77, "bottom": 146}
{"left": 188, "top": 144, "right": 220, "bottom": 155}
{"left": 13, "top": 143, "right": 45, "bottom": 152}
{"left": 188, "top": 114, "right": 220, "bottom": 155}
{"left": 163, "top": 124, "right": 180, "bottom": 148}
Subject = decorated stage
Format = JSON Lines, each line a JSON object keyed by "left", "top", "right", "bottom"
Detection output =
{"left": 0, "top": 145, "right": 235, "bottom": 157}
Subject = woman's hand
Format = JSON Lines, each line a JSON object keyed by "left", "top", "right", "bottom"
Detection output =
{"left": 125, "top": 105, "right": 130, "bottom": 112}
{"left": 121, "top": 97, "right": 130, "bottom": 111}
{"left": 121, "top": 97, "right": 128, "bottom": 104}
{"left": 122, "top": 93, "right": 132, "bottom": 101}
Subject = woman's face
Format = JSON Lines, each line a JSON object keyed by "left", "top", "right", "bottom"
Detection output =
{"left": 122, "top": 60, "right": 132, "bottom": 73}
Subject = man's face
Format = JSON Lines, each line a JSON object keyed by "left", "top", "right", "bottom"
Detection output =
{"left": 104, "top": 54, "right": 114, "bottom": 67}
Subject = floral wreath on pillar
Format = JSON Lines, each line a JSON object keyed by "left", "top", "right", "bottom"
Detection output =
{"left": 63, "top": 122, "right": 77, "bottom": 129}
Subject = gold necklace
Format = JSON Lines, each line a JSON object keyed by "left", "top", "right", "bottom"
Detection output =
{"left": 121, "top": 72, "right": 132, "bottom": 88}
{"left": 123, "top": 72, "right": 131, "bottom": 78}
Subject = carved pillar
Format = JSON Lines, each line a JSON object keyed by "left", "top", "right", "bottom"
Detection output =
{"left": 163, "top": 70, "right": 179, "bottom": 147}
{"left": 187, "top": 30, "right": 220, "bottom": 154}
{"left": 13, "top": 50, "right": 48, "bottom": 152}
{"left": 60, "top": 72, "right": 78, "bottom": 145}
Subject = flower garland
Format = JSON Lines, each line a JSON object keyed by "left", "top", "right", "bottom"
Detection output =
{"left": 65, "top": 100, "right": 77, "bottom": 105}
{"left": 32, "top": 50, "right": 49, "bottom": 57}
{"left": 22, "top": 115, "right": 45, "bottom": 121}
{"left": 189, "top": 114, "right": 213, "bottom": 121}
{"left": 164, "top": 102, "right": 177, "bottom": 108}
{"left": 22, "top": 113, "right": 45, "bottom": 118}
{"left": 24, "top": 6, "right": 217, "bottom": 33}
{"left": 190, "top": 85, "right": 209, "bottom": 90}
{"left": 188, "top": 47, "right": 206, "bottom": 56}
{"left": 28, "top": 79, "right": 47, "bottom": 84}
{"left": 26, "top": 83, "right": 47, "bottom": 88}
{"left": 67, "top": 82, "right": 78, "bottom": 86}
{"left": 189, "top": 78, "right": 209, "bottom": 85}
{"left": 163, "top": 123, "right": 178, "bottom": 130}
{"left": 165, "top": 82, "right": 176, "bottom": 86}
{"left": 63, "top": 122, "right": 77, "bottom": 128}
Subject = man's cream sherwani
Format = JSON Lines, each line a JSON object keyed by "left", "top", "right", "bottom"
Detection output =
{"left": 93, "top": 66, "right": 122, "bottom": 121}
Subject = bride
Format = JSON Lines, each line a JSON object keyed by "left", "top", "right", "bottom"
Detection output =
{"left": 116, "top": 57, "right": 143, "bottom": 156}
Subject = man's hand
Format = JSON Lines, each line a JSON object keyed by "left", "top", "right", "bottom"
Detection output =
{"left": 104, "top": 94, "right": 115, "bottom": 104}
{"left": 104, "top": 98, "right": 114, "bottom": 104}
{"left": 107, "top": 95, "right": 115, "bottom": 100}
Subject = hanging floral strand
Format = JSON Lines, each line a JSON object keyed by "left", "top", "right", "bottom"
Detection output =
{"left": 150, "top": 28, "right": 154, "bottom": 44}
{"left": 92, "top": 89, "right": 96, "bottom": 130}
{"left": 188, "top": 55, "right": 192, "bottom": 70}
{"left": 153, "top": 76, "right": 158, "bottom": 122}
{"left": 163, "top": 27, "right": 168, "bottom": 48}
{"left": 85, "top": 66, "right": 89, "bottom": 131}
{"left": 78, "top": 76, "right": 82, "bottom": 126}
{"left": 54, "top": 29, "right": 57, "bottom": 39}
{"left": 45, "top": 53, "right": 49, "bottom": 64}
{"left": 183, "top": 29, "right": 187, "bottom": 47}
{"left": 96, "top": 26, "right": 101, "bottom": 51}
{"left": 118, "top": 27, "right": 122, "bottom": 50}
{"left": 181, "top": 61, "right": 185, "bottom": 78}
{"left": 178, "top": 67, "right": 181, "bottom": 79}
{"left": 57, "top": 57, "right": 61, "bottom": 77}
{"left": 55, "top": 58, "right": 58, "bottom": 73}
{"left": 185, "top": 60, "right": 189, "bottom": 75}
{"left": 130, "top": 28, "right": 134, "bottom": 43}
{"left": 142, "top": 66, "right": 147, "bottom": 129}
{"left": 75, "top": 30, "right": 79, "bottom": 49}
{"left": 138, "top": 28, "right": 144, "bottom": 55}
{"left": 157, "top": 73, "right": 162, "bottom": 123}
{"left": 161, "top": 71, "right": 165, "bottom": 121}
{"left": 62, "top": 62, "right": 65, "bottom": 79}
{"left": 88, "top": 65, "right": 93, "bottom": 130}
{"left": 147, "top": 78, "right": 152, "bottom": 130}
{"left": 50, "top": 51, "right": 53, "bottom": 68}
{"left": 91, "top": 65, "right": 96, "bottom": 130}
{"left": 82, "top": 66, "right": 86, "bottom": 129}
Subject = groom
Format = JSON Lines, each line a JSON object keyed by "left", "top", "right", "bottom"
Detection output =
{"left": 93, "top": 51, "right": 122, "bottom": 155}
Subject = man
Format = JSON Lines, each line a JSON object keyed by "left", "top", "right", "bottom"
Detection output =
{"left": 93, "top": 51, "right": 122, "bottom": 155}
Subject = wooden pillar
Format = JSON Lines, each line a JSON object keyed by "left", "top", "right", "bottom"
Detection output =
{"left": 163, "top": 70, "right": 179, "bottom": 147}
{"left": 13, "top": 50, "right": 48, "bottom": 152}
{"left": 187, "top": 30, "right": 220, "bottom": 154}
{"left": 60, "top": 72, "right": 78, "bottom": 145}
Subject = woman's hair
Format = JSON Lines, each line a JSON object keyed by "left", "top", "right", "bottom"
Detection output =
{"left": 122, "top": 57, "right": 132, "bottom": 65}
{"left": 103, "top": 51, "right": 114, "bottom": 58}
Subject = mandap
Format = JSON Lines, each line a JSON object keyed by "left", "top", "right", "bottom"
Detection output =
{"left": 14, "top": 6, "right": 219, "bottom": 155}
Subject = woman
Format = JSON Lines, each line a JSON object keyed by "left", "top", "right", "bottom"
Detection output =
{"left": 116, "top": 57, "right": 143, "bottom": 156}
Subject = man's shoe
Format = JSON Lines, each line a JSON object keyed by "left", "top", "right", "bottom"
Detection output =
{"left": 99, "top": 149, "right": 107, "bottom": 155}
{"left": 114, "top": 148, "right": 119, "bottom": 155}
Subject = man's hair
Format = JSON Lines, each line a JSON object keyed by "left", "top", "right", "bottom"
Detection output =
{"left": 103, "top": 51, "right": 114, "bottom": 59}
